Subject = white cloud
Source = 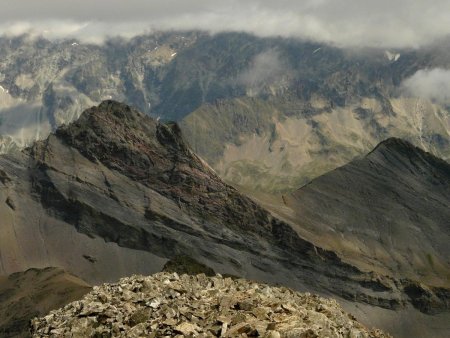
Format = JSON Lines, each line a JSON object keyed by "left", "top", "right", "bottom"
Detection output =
{"left": 0, "top": 0, "right": 449, "bottom": 48}
{"left": 238, "top": 50, "right": 287, "bottom": 87}
{"left": 401, "top": 68, "right": 450, "bottom": 105}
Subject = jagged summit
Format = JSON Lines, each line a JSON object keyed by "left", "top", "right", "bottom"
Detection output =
{"left": 53, "top": 100, "right": 195, "bottom": 179}
{"left": 43, "top": 101, "right": 273, "bottom": 236}
{"left": 55, "top": 100, "right": 191, "bottom": 174}
{"left": 77, "top": 100, "right": 147, "bottom": 121}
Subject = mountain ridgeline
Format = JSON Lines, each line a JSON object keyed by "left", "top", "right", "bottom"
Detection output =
{"left": 266, "top": 138, "right": 450, "bottom": 287}
{"left": 0, "top": 101, "right": 449, "bottom": 337}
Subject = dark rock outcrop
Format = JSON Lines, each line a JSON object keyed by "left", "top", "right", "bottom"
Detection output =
{"left": 162, "top": 255, "right": 216, "bottom": 277}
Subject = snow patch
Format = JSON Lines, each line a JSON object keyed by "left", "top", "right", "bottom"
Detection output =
{"left": 385, "top": 51, "right": 401, "bottom": 62}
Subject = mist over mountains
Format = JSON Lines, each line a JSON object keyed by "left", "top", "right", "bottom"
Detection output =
{"left": 2, "top": 0, "right": 450, "bottom": 48}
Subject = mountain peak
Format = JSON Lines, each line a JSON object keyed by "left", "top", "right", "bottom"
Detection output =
{"left": 54, "top": 101, "right": 186, "bottom": 174}
{"left": 366, "top": 137, "right": 449, "bottom": 171}
{"left": 35, "top": 101, "right": 275, "bottom": 236}
{"left": 369, "top": 137, "right": 421, "bottom": 156}
{"left": 378, "top": 137, "right": 414, "bottom": 148}
{"left": 61, "top": 100, "right": 157, "bottom": 135}
{"left": 288, "top": 136, "right": 450, "bottom": 291}
{"left": 96, "top": 100, "right": 147, "bottom": 121}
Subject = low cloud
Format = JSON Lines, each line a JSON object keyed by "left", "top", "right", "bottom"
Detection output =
{"left": 0, "top": 20, "right": 153, "bottom": 44}
{"left": 238, "top": 50, "right": 288, "bottom": 91}
{"left": 0, "top": 1, "right": 450, "bottom": 48}
{"left": 401, "top": 68, "right": 450, "bottom": 105}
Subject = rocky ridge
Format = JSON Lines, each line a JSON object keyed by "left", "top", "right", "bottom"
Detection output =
{"left": 31, "top": 272, "right": 391, "bottom": 338}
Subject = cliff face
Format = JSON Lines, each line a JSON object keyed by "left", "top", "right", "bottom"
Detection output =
{"left": 0, "top": 101, "right": 449, "bottom": 337}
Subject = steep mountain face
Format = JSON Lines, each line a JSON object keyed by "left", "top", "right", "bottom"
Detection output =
{"left": 0, "top": 267, "right": 90, "bottom": 338}
{"left": 0, "top": 101, "right": 374, "bottom": 292}
{"left": 1, "top": 101, "right": 449, "bottom": 337}
{"left": 0, "top": 32, "right": 449, "bottom": 193}
{"left": 263, "top": 138, "right": 450, "bottom": 288}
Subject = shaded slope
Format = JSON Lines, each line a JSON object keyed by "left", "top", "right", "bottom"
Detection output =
{"left": 284, "top": 138, "right": 450, "bottom": 287}
{"left": 0, "top": 267, "right": 90, "bottom": 338}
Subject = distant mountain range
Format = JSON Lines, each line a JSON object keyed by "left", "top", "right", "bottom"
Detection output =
{"left": 0, "top": 101, "right": 449, "bottom": 337}
{"left": 0, "top": 32, "right": 449, "bottom": 192}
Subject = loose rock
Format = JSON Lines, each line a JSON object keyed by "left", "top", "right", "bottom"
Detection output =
{"left": 31, "top": 272, "right": 392, "bottom": 337}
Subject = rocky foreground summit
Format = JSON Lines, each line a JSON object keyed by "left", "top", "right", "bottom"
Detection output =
{"left": 31, "top": 272, "right": 390, "bottom": 338}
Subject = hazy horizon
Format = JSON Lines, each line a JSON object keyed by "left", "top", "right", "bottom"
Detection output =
{"left": 1, "top": 0, "right": 449, "bottom": 48}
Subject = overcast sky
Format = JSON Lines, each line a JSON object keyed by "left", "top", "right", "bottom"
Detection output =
{"left": 1, "top": 0, "right": 449, "bottom": 48}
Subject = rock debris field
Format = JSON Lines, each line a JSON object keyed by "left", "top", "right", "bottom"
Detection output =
{"left": 31, "top": 272, "right": 391, "bottom": 337}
